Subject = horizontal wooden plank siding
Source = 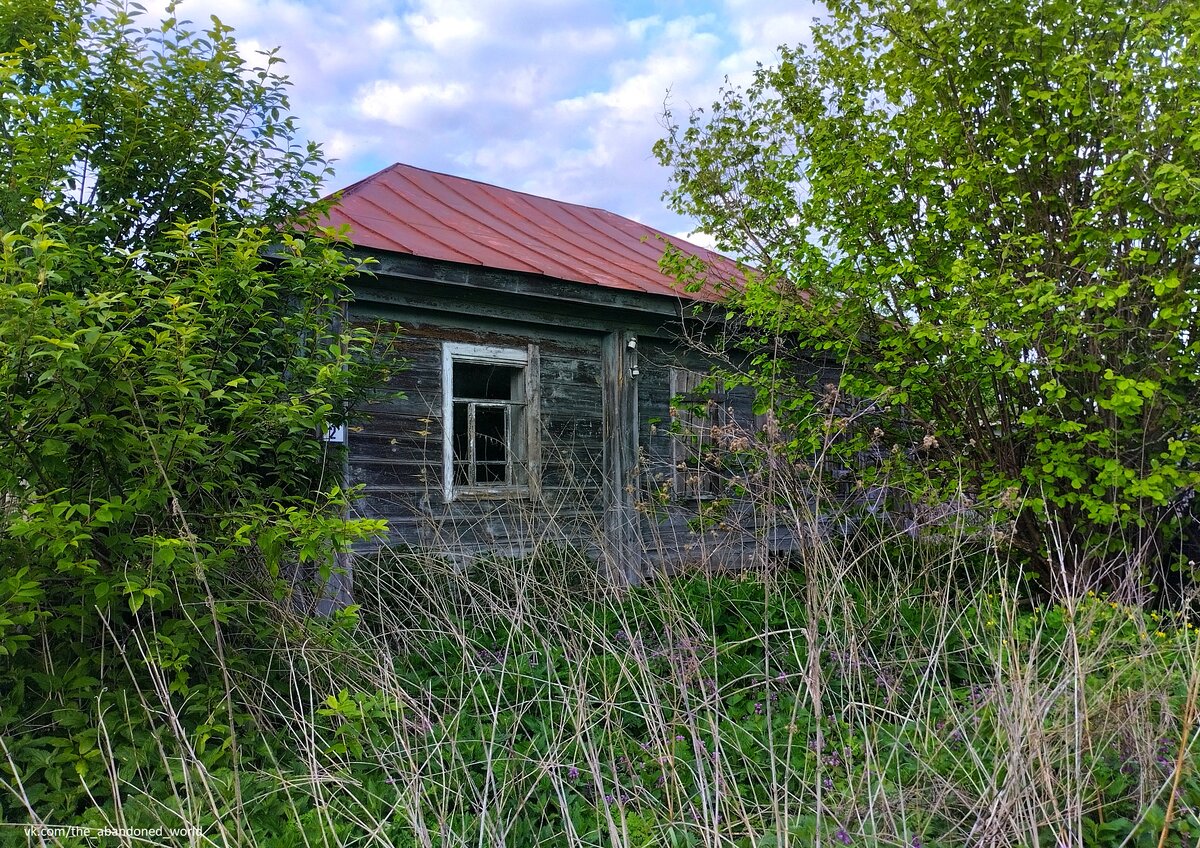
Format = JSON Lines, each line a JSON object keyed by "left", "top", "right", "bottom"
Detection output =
{"left": 338, "top": 258, "right": 811, "bottom": 575}
{"left": 346, "top": 311, "right": 607, "bottom": 559}
{"left": 634, "top": 338, "right": 765, "bottom": 568}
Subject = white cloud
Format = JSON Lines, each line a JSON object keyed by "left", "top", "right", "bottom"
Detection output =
{"left": 355, "top": 80, "right": 470, "bottom": 127}
{"left": 676, "top": 230, "right": 720, "bottom": 252}
{"left": 160, "top": 0, "right": 823, "bottom": 236}
{"left": 324, "top": 128, "right": 377, "bottom": 162}
{"left": 626, "top": 15, "right": 662, "bottom": 41}
{"left": 538, "top": 25, "right": 623, "bottom": 54}
{"left": 403, "top": 10, "right": 485, "bottom": 51}
{"left": 367, "top": 17, "right": 403, "bottom": 48}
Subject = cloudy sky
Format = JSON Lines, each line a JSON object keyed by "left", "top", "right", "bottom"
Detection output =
{"left": 190, "top": 0, "right": 823, "bottom": 241}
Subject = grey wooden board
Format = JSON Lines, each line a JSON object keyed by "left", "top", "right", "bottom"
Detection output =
{"left": 632, "top": 337, "right": 793, "bottom": 568}
{"left": 353, "top": 251, "right": 689, "bottom": 321}
{"left": 346, "top": 314, "right": 608, "bottom": 554}
{"left": 341, "top": 266, "right": 808, "bottom": 572}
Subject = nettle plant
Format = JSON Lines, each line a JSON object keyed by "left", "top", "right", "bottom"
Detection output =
{"left": 657, "top": 0, "right": 1200, "bottom": 587}
{"left": 0, "top": 0, "right": 387, "bottom": 749}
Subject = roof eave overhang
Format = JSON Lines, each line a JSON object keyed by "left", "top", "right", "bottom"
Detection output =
{"left": 346, "top": 247, "right": 725, "bottom": 325}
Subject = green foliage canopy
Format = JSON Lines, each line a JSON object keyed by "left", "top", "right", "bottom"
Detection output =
{"left": 0, "top": 0, "right": 386, "bottom": 693}
{"left": 657, "top": 0, "right": 1200, "bottom": 581}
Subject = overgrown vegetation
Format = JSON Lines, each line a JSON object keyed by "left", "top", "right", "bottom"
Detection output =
{"left": 0, "top": 0, "right": 388, "bottom": 839}
{"left": 655, "top": 0, "right": 1200, "bottom": 588}
{"left": 3, "top": 0, "right": 1198, "bottom": 845}
{"left": 4, "top": 535, "right": 1200, "bottom": 846}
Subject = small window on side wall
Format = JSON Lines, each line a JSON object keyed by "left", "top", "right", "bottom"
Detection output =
{"left": 670, "top": 368, "right": 728, "bottom": 499}
{"left": 442, "top": 343, "right": 535, "bottom": 500}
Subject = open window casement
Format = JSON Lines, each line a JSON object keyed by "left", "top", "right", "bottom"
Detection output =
{"left": 442, "top": 343, "right": 538, "bottom": 500}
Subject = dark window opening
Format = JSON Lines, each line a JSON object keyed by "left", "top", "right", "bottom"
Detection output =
{"left": 451, "top": 362, "right": 525, "bottom": 490}
{"left": 453, "top": 363, "right": 516, "bottom": 401}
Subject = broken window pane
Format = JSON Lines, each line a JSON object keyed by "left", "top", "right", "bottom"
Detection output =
{"left": 450, "top": 360, "right": 525, "bottom": 491}
{"left": 453, "top": 362, "right": 516, "bottom": 400}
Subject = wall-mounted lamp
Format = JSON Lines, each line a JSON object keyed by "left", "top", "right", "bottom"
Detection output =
{"left": 628, "top": 335, "right": 639, "bottom": 377}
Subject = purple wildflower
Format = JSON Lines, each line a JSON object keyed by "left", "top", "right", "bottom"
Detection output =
{"left": 834, "top": 827, "right": 852, "bottom": 845}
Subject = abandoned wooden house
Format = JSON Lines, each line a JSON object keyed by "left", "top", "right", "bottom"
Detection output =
{"left": 322, "top": 163, "right": 760, "bottom": 577}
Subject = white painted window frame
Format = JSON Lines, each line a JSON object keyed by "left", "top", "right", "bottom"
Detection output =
{"left": 442, "top": 342, "right": 532, "bottom": 501}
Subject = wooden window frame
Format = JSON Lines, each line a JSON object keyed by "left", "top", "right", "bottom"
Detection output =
{"left": 670, "top": 367, "right": 728, "bottom": 500}
{"left": 442, "top": 342, "right": 539, "bottom": 501}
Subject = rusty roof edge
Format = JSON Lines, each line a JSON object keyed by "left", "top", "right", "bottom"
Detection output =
{"left": 583, "top": 210, "right": 745, "bottom": 298}
{"left": 331, "top": 163, "right": 733, "bottom": 259}
{"left": 393, "top": 167, "right": 575, "bottom": 277}
{"left": 321, "top": 162, "right": 406, "bottom": 203}
{"left": 387, "top": 162, "right": 658, "bottom": 218}
{"left": 460, "top": 179, "right": 643, "bottom": 288}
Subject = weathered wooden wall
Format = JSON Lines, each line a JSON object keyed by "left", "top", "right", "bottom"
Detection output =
{"left": 347, "top": 314, "right": 609, "bottom": 560}
{"left": 342, "top": 254, "right": 785, "bottom": 573}
{"left": 345, "top": 325, "right": 770, "bottom": 568}
{"left": 634, "top": 338, "right": 764, "bottom": 569}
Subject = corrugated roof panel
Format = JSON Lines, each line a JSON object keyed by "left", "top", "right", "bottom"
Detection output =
{"left": 405, "top": 167, "right": 609, "bottom": 282}
{"left": 322, "top": 163, "right": 742, "bottom": 303}
{"left": 499, "top": 189, "right": 664, "bottom": 293}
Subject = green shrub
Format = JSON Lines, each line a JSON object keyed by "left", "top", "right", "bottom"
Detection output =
{"left": 656, "top": 0, "right": 1200, "bottom": 585}
{"left": 0, "top": 0, "right": 390, "bottom": 831}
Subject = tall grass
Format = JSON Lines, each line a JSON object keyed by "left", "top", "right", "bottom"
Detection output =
{"left": 4, "top": 401, "right": 1198, "bottom": 846}
{"left": 5, "top": 496, "right": 1198, "bottom": 846}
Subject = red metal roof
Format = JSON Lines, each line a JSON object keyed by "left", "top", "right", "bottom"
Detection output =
{"left": 321, "top": 163, "right": 741, "bottom": 303}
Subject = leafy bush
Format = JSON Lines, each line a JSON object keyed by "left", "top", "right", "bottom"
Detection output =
{"left": 655, "top": 0, "right": 1200, "bottom": 587}
{"left": 0, "top": 0, "right": 390, "bottom": 831}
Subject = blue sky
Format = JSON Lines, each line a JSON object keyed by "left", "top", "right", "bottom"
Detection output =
{"left": 194, "top": 0, "right": 823, "bottom": 242}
